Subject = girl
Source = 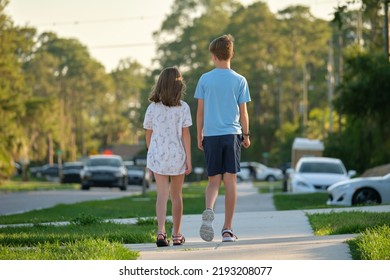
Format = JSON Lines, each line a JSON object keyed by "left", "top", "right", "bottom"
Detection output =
{"left": 143, "top": 67, "right": 192, "bottom": 247}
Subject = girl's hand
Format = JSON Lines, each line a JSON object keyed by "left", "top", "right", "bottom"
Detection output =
{"left": 185, "top": 161, "right": 192, "bottom": 175}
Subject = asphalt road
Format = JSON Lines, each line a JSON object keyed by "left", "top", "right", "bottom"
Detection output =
{"left": 0, "top": 185, "right": 148, "bottom": 215}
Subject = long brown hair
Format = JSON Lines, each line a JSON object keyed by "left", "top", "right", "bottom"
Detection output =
{"left": 149, "top": 67, "right": 186, "bottom": 107}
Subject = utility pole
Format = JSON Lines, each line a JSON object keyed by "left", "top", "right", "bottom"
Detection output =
{"left": 301, "top": 63, "right": 309, "bottom": 135}
{"left": 327, "top": 40, "right": 335, "bottom": 133}
{"left": 385, "top": 0, "right": 389, "bottom": 59}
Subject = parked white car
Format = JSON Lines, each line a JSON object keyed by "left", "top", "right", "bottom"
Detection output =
{"left": 237, "top": 162, "right": 283, "bottom": 182}
{"left": 288, "top": 157, "right": 356, "bottom": 193}
{"left": 327, "top": 173, "right": 390, "bottom": 206}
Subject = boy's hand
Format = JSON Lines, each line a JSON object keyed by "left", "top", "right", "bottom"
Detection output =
{"left": 242, "top": 136, "right": 251, "bottom": 148}
{"left": 197, "top": 135, "right": 204, "bottom": 151}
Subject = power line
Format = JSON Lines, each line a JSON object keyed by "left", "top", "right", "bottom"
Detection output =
{"left": 91, "top": 42, "right": 155, "bottom": 49}
{"left": 34, "top": 15, "right": 162, "bottom": 27}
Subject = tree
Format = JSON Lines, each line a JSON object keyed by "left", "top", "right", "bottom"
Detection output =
{"left": 0, "top": 0, "right": 32, "bottom": 179}
{"left": 24, "top": 32, "right": 112, "bottom": 161}
{"left": 109, "top": 59, "right": 146, "bottom": 145}
{"left": 152, "top": 0, "right": 242, "bottom": 165}
{"left": 323, "top": 0, "right": 390, "bottom": 172}
{"left": 331, "top": 49, "right": 390, "bottom": 172}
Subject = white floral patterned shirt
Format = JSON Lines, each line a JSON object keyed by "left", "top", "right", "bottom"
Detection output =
{"left": 143, "top": 101, "right": 192, "bottom": 175}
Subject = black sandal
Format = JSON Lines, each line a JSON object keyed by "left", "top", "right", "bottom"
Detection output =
{"left": 156, "top": 232, "right": 169, "bottom": 247}
{"left": 172, "top": 234, "right": 185, "bottom": 246}
{"left": 221, "top": 228, "right": 237, "bottom": 242}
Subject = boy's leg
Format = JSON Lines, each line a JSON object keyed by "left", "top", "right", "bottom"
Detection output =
{"left": 220, "top": 135, "right": 241, "bottom": 241}
{"left": 170, "top": 174, "right": 185, "bottom": 236}
{"left": 200, "top": 175, "right": 221, "bottom": 241}
{"left": 205, "top": 174, "right": 222, "bottom": 209}
{"left": 154, "top": 173, "right": 170, "bottom": 235}
{"left": 222, "top": 172, "right": 237, "bottom": 231}
{"left": 201, "top": 135, "right": 225, "bottom": 241}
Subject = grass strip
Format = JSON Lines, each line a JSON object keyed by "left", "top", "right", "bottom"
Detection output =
{"left": 347, "top": 225, "right": 390, "bottom": 260}
{"left": 307, "top": 211, "right": 390, "bottom": 236}
{"left": 0, "top": 182, "right": 209, "bottom": 225}
{"left": 0, "top": 239, "right": 139, "bottom": 260}
{"left": 0, "top": 180, "right": 79, "bottom": 192}
{"left": 0, "top": 222, "right": 156, "bottom": 246}
{"left": 273, "top": 192, "right": 329, "bottom": 210}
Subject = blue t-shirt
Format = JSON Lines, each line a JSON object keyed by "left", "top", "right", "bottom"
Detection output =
{"left": 194, "top": 68, "right": 251, "bottom": 136}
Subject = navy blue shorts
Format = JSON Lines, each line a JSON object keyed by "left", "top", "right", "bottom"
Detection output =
{"left": 202, "top": 134, "right": 242, "bottom": 177}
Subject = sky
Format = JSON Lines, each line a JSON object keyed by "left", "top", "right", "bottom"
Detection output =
{"left": 6, "top": 0, "right": 347, "bottom": 72}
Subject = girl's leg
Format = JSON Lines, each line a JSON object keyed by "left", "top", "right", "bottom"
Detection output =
{"left": 170, "top": 174, "right": 185, "bottom": 236}
{"left": 154, "top": 173, "right": 170, "bottom": 235}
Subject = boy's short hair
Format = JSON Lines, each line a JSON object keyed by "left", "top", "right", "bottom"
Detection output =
{"left": 209, "top": 34, "right": 234, "bottom": 61}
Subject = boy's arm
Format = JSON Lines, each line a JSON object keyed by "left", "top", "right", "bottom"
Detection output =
{"left": 239, "top": 103, "right": 251, "bottom": 149}
{"left": 145, "top": 129, "right": 153, "bottom": 149}
{"left": 182, "top": 127, "right": 192, "bottom": 175}
{"left": 196, "top": 99, "right": 204, "bottom": 151}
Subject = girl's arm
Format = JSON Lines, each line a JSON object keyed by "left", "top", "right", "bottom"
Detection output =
{"left": 182, "top": 127, "right": 192, "bottom": 175}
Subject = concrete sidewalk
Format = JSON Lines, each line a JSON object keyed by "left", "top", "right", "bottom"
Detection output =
{"left": 126, "top": 181, "right": 390, "bottom": 260}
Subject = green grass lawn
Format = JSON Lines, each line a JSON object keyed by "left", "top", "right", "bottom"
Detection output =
{"left": 0, "top": 182, "right": 209, "bottom": 225}
{"left": 273, "top": 192, "right": 330, "bottom": 210}
{"left": 0, "top": 179, "right": 79, "bottom": 192}
{"left": 0, "top": 239, "right": 139, "bottom": 260}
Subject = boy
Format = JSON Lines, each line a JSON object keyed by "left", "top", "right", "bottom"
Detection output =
{"left": 194, "top": 34, "right": 251, "bottom": 242}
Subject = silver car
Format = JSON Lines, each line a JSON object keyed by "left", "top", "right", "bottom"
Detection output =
{"left": 237, "top": 162, "right": 283, "bottom": 182}
{"left": 327, "top": 173, "right": 390, "bottom": 206}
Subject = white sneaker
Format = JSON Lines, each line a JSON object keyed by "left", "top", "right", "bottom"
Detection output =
{"left": 200, "top": 209, "right": 215, "bottom": 242}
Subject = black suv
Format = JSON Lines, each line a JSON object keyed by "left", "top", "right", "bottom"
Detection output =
{"left": 80, "top": 155, "right": 128, "bottom": 191}
{"left": 61, "top": 162, "right": 83, "bottom": 183}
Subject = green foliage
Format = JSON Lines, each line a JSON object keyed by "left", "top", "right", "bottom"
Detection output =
{"left": 0, "top": 0, "right": 31, "bottom": 179}
{"left": 329, "top": 51, "right": 390, "bottom": 172}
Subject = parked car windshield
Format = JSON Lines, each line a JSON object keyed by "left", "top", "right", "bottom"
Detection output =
{"left": 63, "top": 164, "right": 83, "bottom": 170}
{"left": 86, "top": 158, "right": 121, "bottom": 167}
{"left": 126, "top": 165, "right": 144, "bottom": 171}
{"left": 299, "top": 162, "right": 344, "bottom": 174}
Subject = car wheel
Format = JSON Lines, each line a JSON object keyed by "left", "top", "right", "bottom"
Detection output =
{"left": 265, "top": 175, "right": 276, "bottom": 182}
{"left": 81, "top": 184, "right": 90, "bottom": 190}
{"left": 352, "top": 188, "right": 381, "bottom": 205}
{"left": 120, "top": 179, "right": 127, "bottom": 191}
